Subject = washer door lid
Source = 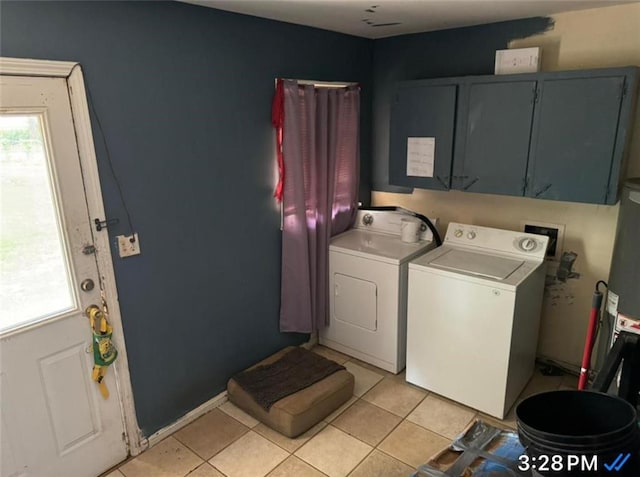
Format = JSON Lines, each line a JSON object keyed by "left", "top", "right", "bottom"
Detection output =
{"left": 430, "top": 249, "right": 524, "bottom": 280}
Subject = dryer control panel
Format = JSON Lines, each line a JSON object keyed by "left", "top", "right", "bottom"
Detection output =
{"left": 445, "top": 222, "right": 549, "bottom": 260}
{"left": 355, "top": 210, "right": 437, "bottom": 242}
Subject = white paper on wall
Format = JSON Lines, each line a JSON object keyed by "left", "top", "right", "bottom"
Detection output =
{"left": 406, "top": 137, "right": 435, "bottom": 177}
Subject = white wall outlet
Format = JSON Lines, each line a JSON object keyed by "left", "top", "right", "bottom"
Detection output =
{"left": 117, "top": 233, "right": 141, "bottom": 258}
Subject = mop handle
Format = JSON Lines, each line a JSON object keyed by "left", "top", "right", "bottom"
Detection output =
{"left": 578, "top": 289, "right": 603, "bottom": 390}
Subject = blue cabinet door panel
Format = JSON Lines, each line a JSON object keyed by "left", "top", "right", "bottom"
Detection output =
{"left": 457, "top": 81, "right": 536, "bottom": 195}
{"left": 388, "top": 67, "right": 637, "bottom": 203}
{"left": 526, "top": 76, "right": 625, "bottom": 203}
{"left": 389, "top": 84, "right": 456, "bottom": 190}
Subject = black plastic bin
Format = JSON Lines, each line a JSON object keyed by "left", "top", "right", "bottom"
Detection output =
{"left": 516, "top": 390, "right": 640, "bottom": 476}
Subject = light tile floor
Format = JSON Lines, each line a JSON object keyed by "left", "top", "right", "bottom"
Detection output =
{"left": 107, "top": 346, "right": 577, "bottom": 477}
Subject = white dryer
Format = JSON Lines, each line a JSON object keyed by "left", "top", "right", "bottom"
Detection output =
{"left": 406, "top": 223, "right": 548, "bottom": 418}
{"left": 319, "top": 210, "right": 438, "bottom": 373}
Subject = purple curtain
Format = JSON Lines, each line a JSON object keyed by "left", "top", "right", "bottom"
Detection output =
{"left": 279, "top": 80, "right": 360, "bottom": 333}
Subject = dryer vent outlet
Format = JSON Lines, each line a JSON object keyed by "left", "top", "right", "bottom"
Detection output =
{"left": 523, "top": 222, "right": 563, "bottom": 260}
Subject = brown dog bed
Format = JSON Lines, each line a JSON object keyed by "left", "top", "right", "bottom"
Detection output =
{"left": 227, "top": 346, "right": 354, "bottom": 437}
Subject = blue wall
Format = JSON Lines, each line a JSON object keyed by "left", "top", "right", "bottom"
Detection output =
{"left": 0, "top": 1, "right": 373, "bottom": 435}
{"left": 0, "top": 0, "right": 554, "bottom": 437}
{"left": 371, "top": 17, "right": 553, "bottom": 191}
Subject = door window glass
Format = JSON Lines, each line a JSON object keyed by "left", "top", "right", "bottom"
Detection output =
{"left": 0, "top": 114, "right": 75, "bottom": 332}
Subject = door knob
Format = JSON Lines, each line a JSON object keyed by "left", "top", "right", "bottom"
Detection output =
{"left": 81, "top": 278, "right": 95, "bottom": 292}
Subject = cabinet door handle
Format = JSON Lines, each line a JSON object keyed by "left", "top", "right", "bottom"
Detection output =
{"left": 462, "top": 177, "right": 479, "bottom": 191}
{"left": 534, "top": 183, "right": 552, "bottom": 197}
{"left": 436, "top": 175, "right": 450, "bottom": 190}
{"left": 452, "top": 175, "right": 468, "bottom": 187}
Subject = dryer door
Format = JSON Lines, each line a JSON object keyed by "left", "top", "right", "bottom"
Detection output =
{"left": 333, "top": 273, "right": 377, "bottom": 331}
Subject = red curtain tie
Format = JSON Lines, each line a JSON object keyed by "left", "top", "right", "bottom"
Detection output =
{"left": 272, "top": 78, "right": 285, "bottom": 201}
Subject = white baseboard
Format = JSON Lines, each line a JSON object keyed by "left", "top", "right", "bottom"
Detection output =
{"left": 144, "top": 390, "right": 228, "bottom": 450}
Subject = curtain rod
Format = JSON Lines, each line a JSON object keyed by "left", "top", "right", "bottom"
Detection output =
{"left": 284, "top": 79, "right": 358, "bottom": 88}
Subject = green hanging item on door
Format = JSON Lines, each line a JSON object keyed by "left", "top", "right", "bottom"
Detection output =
{"left": 93, "top": 327, "right": 117, "bottom": 366}
{"left": 86, "top": 305, "right": 118, "bottom": 398}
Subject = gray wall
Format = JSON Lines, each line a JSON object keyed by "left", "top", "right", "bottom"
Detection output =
{"left": 371, "top": 17, "right": 554, "bottom": 191}
{"left": 0, "top": 0, "right": 373, "bottom": 435}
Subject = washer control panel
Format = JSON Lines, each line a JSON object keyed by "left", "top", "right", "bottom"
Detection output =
{"left": 445, "top": 222, "right": 548, "bottom": 260}
{"left": 517, "top": 236, "right": 538, "bottom": 252}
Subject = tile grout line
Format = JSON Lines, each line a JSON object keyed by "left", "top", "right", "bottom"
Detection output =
{"left": 324, "top": 382, "right": 431, "bottom": 476}
{"left": 332, "top": 398, "right": 408, "bottom": 450}
{"left": 358, "top": 407, "right": 409, "bottom": 470}
{"left": 374, "top": 445, "right": 416, "bottom": 469}
{"left": 201, "top": 403, "right": 334, "bottom": 476}
{"left": 293, "top": 452, "right": 331, "bottom": 477}
{"left": 322, "top": 422, "right": 377, "bottom": 477}
{"left": 345, "top": 444, "right": 376, "bottom": 477}
{"left": 205, "top": 428, "right": 289, "bottom": 477}
{"left": 254, "top": 420, "right": 330, "bottom": 458}
{"left": 361, "top": 386, "right": 430, "bottom": 419}
{"left": 171, "top": 411, "right": 252, "bottom": 466}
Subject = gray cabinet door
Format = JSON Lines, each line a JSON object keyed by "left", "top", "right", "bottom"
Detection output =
{"left": 526, "top": 76, "right": 625, "bottom": 203}
{"left": 455, "top": 81, "right": 536, "bottom": 195}
{"left": 389, "top": 84, "right": 456, "bottom": 190}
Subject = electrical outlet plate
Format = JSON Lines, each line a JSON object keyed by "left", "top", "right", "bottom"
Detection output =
{"left": 520, "top": 221, "right": 564, "bottom": 261}
{"left": 117, "top": 233, "right": 140, "bottom": 258}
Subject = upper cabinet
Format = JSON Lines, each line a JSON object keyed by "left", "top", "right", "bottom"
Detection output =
{"left": 453, "top": 79, "right": 536, "bottom": 195}
{"left": 388, "top": 67, "right": 638, "bottom": 205}
{"left": 389, "top": 82, "right": 457, "bottom": 190}
{"left": 526, "top": 75, "right": 628, "bottom": 204}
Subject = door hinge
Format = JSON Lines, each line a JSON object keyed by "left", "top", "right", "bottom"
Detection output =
{"left": 94, "top": 217, "right": 119, "bottom": 232}
{"left": 436, "top": 175, "right": 450, "bottom": 190}
{"left": 82, "top": 244, "right": 97, "bottom": 255}
{"left": 462, "top": 177, "right": 479, "bottom": 191}
{"left": 534, "top": 183, "right": 552, "bottom": 198}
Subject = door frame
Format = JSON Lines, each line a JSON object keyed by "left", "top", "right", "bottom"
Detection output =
{"left": 0, "top": 56, "right": 144, "bottom": 455}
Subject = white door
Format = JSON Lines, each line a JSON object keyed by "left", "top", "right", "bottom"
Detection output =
{"left": 1, "top": 75, "right": 128, "bottom": 476}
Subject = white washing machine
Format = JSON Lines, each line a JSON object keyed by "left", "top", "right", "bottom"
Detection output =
{"left": 319, "top": 210, "right": 438, "bottom": 373}
{"left": 406, "top": 223, "right": 549, "bottom": 418}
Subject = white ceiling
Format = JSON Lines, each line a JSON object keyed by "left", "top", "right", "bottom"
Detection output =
{"left": 181, "top": 0, "right": 636, "bottom": 39}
